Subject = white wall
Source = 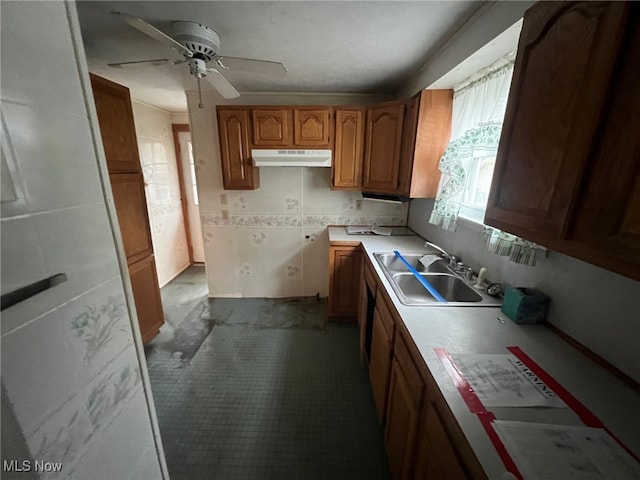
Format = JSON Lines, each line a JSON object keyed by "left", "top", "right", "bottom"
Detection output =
{"left": 408, "top": 199, "right": 640, "bottom": 382}
{"left": 187, "top": 91, "right": 407, "bottom": 298}
{"left": 398, "top": 1, "right": 533, "bottom": 97}
{"left": 0, "top": 1, "right": 166, "bottom": 477}
{"left": 171, "top": 112, "right": 190, "bottom": 124}
{"left": 132, "top": 101, "right": 190, "bottom": 287}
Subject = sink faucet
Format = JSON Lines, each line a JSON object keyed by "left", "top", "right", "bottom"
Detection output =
{"left": 424, "top": 241, "right": 458, "bottom": 268}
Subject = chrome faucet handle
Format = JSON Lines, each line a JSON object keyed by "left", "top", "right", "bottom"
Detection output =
{"left": 456, "top": 264, "right": 474, "bottom": 281}
{"left": 423, "top": 241, "right": 457, "bottom": 267}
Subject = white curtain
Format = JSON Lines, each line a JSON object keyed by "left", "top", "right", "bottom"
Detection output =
{"left": 429, "top": 55, "right": 513, "bottom": 231}
{"left": 429, "top": 53, "right": 540, "bottom": 266}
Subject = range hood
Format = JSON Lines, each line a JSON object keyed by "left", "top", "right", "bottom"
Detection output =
{"left": 251, "top": 149, "right": 331, "bottom": 167}
{"left": 362, "top": 192, "right": 410, "bottom": 204}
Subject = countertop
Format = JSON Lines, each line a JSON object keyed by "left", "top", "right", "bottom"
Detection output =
{"left": 328, "top": 227, "right": 640, "bottom": 479}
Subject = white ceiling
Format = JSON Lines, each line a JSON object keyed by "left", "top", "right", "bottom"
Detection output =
{"left": 77, "top": 1, "right": 490, "bottom": 112}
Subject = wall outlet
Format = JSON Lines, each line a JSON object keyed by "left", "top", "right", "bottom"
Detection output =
{"left": 355, "top": 199, "right": 363, "bottom": 211}
{"left": 221, "top": 209, "right": 229, "bottom": 221}
{"left": 220, "top": 193, "right": 228, "bottom": 205}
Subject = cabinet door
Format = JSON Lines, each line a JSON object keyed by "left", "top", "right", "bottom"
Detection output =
{"left": 569, "top": 11, "right": 640, "bottom": 279}
{"left": 363, "top": 103, "right": 405, "bottom": 192}
{"left": 386, "top": 355, "right": 421, "bottom": 480}
{"left": 397, "top": 95, "right": 420, "bottom": 196}
{"left": 369, "top": 307, "right": 393, "bottom": 422}
{"left": 385, "top": 335, "right": 424, "bottom": 480}
{"left": 406, "top": 90, "right": 453, "bottom": 198}
{"left": 414, "top": 402, "right": 470, "bottom": 480}
{"left": 485, "top": 2, "right": 628, "bottom": 240}
{"left": 217, "top": 108, "right": 260, "bottom": 190}
{"left": 90, "top": 74, "right": 141, "bottom": 173}
{"left": 328, "top": 246, "right": 362, "bottom": 319}
{"left": 332, "top": 109, "right": 364, "bottom": 189}
{"left": 110, "top": 173, "right": 154, "bottom": 265}
{"left": 294, "top": 108, "right": 332, "bottom": 146}
{"left": 129, "top": 255, "right": 164, "bottom": 344}
{"left": 251, "top": 108, "right": 290, "bottom": 146}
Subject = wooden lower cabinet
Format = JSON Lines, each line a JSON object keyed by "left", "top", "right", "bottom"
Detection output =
{"left": 328, "top": 244, "right": 362, "bottom": 319}
{"left": 369, "top": 305, "right": 394, "bottom": 421}
{"left": 414, "top": 402, "right": 469, "bottom": 480}
{"left": 384, "top": 329, "right": 487, "bottom": 480}
{"left": 129, "top": 256, "right": 164, "bottom": 344}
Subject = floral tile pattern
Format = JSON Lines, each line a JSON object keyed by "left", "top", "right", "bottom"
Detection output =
{"left": 251, "top": 231, "right": 268, "bottom": 245}
{"left": 70, "top": 296, "right": 129, "bottom": 364}
{"left": 285, "top": 197, "right": 301, "bottom": 212}
{"left": 236, "top": 264, "right": 252, "bottom": 277}
{"left": 302, "top": 215, "right": 407, "bottom": 227}
{"left": 200, "top": 213, "right": 407, "bottom": 228}
{"left": 286, "top": 265, "right": 301, "bottom": 277}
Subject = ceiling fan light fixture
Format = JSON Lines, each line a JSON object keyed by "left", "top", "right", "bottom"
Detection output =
{"left": 188, "top": 58, "right": 208, "bottom": 78}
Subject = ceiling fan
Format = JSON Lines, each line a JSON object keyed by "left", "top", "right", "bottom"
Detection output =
{"left": 108, "top": 11, "right": 288, "bottom": 107}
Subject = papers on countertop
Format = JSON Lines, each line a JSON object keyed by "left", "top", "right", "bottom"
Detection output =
{"left": 345, "top": 225, "right": 392, "bottom": 236}
{"left": 450, "top": 353, "right": 566, "bottom": 408}
{"left": 494, "top": 421, "right": 640, "bottom": 480}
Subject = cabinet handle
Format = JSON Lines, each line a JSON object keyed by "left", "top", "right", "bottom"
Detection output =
{"left": 1, "top": 273, "right": 68, "bottom": 311}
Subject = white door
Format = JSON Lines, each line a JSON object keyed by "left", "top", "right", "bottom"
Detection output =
{"left": 177, "top": 130, "right": 205, "bottom": 263}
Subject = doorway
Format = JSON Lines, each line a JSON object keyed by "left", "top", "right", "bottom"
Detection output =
{"left": 172, "top": 124, "right": 205, "bottom": 264}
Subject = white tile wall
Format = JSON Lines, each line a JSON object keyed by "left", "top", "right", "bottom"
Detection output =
{"left": 132, "top": 102, "right": 190, "bottom": 287}
{"left": 1, "top": 102, "right": 103, "bottom": 218}
{"left": 0, "top": 2, "right": 86, "bottom": 116}
{"left": 1, "top": 1, "right": 164, "bottom": 477}
{"left": 187, "top": 91, "right": 409, "bottom": 298}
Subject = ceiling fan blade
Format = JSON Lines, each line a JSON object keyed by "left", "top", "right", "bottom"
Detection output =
{"left": 215, "top": 56, "right": 288, "bottom": 77}
{"left": 108, "top": 58, "right": 173, "bottom": 68}
{"left": 111, "top": 11, "right": 192, "bottom": 58}
{"left": 205, "top": 69, "right": 240, "bottom": 99}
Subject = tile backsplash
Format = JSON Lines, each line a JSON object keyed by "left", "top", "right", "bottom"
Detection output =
{"left": 187, "top": 93, "right": 406, "bottom": 298}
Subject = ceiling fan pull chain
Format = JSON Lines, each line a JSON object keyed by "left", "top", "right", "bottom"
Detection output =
{"left": 197, "top": 77, "right": 204, "bottom": 109}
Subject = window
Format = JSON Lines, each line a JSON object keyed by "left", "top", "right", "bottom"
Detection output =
{"left": 429, "top": 54, "right": 515, "bottom": 231}
{"left": 459, "top": 154, "right": 496, "bottom": 223}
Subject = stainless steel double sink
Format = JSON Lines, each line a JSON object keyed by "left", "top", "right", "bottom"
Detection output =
{"left": 373, "top": 252, "right": 501, "bottom": 307}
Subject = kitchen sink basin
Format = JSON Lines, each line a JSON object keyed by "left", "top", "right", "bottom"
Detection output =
{"left": 373, "top": 252, "right": 451, "bottom": 274}
{"left": 392, "top": 273, "right": 483, "bottom": 304}
{"left": 373, "top": 251, "right": 502, "bottom": 307}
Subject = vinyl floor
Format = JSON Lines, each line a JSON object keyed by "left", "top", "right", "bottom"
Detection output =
{"left": 145, "top": 266, "right": 390, "bottom": 480}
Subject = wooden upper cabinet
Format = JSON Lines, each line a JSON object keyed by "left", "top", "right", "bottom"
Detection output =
{"left": 332, "top": 109, "right": 364, "bottom": 189}
{"left": 398, "top": 90, "right": 453, "bottom": 198}
{"left": 485, "top": 2, "right": 629, "bottom": 240}
{"left": 90, "top": 74, "right": 141, "bottom": 173}
{"left": 568, "top": 7, "right": 640, "bottom": 279}
{"left": 251, "top": 108, "right": 290, "bottom": 147}
{"left": 293, "top": 108, "right": 332, "bottom": 146}
{"left": 362, "top": 102, "right": 405, "bottom": 193}
{"left": 217, "top": 108, "right": 260, "bottom": 190}
{"left": 485, "top": 1, "right": 640, "bottom": 280}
